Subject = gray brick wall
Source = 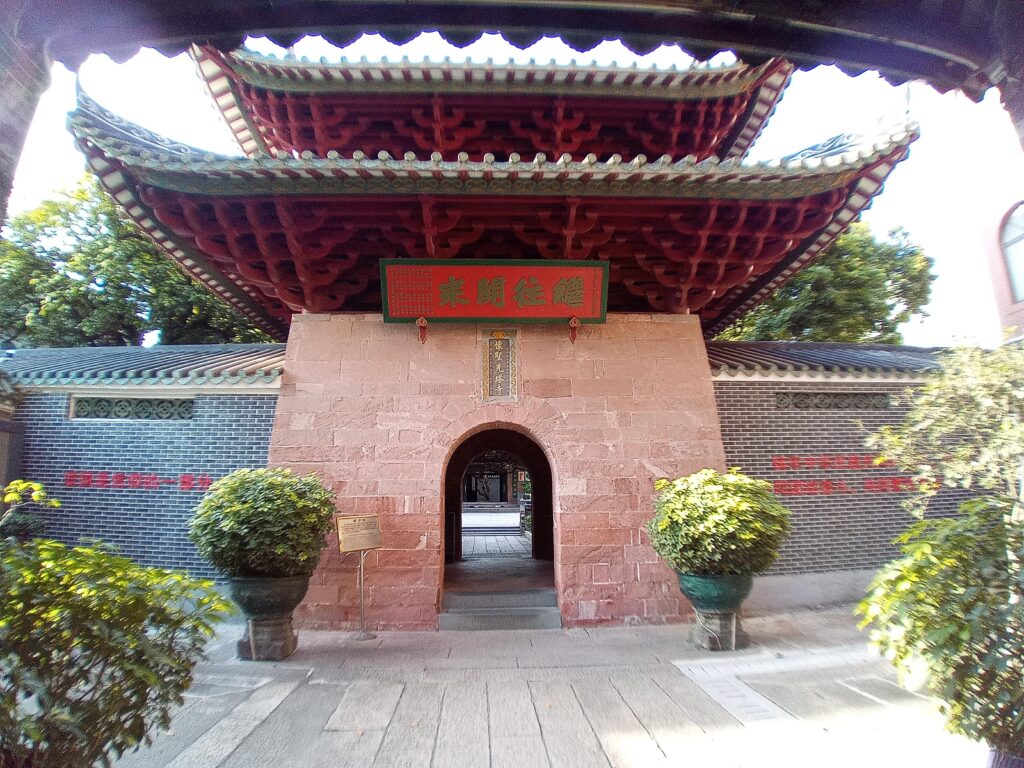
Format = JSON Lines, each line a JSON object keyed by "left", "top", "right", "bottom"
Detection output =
{"left": 712, "top": 378, "right": 961, "bottom": 575}
{"left": 10, "top": 378, "right": 956, "bottom": 581}
{"left": 12, "top": 392, "right": 277, "bottom": 578}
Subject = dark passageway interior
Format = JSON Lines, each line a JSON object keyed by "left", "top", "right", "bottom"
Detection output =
{"left": 443, "top": 429, "right": 554, "bottom": 594}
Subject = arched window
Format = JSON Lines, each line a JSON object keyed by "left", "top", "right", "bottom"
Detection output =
{"left": 1002, "top": 201, "right": 1024, "bottom": 303}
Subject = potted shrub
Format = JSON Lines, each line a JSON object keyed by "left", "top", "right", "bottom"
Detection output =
{"left": 646, "top": 468, "right": 791, "bottom": 650}
{"left": 0, "top": 538, "right": 230, "bottom": 767}
{"left": 189, "top": 468, "right": 336, "bottom": 661}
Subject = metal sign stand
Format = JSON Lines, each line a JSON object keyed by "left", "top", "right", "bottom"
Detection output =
{"left": 335, "top": 514, "right": 382, "bottom": 642}
{"left": 353, "top": 549, "right": 376, "bottom": 641}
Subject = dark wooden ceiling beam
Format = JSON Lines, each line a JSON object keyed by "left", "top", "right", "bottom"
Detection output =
{"left": 14, "top": 1, "right": 1014, "bottom": 97}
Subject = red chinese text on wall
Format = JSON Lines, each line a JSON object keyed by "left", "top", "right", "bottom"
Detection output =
{"left": 381, "top": 259, "right": 608, "bottom": 323}
{"left": 63, "top": 470, "right": 214, "bottom": 492}
{"left": 771, "top": 453, "right": 893, "bottom": 471}
{"left": 768, "top": 453, "right": 925, "bottom": 496}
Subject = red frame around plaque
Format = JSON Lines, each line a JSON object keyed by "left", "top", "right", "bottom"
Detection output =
{"left": 380, "top": 259, "right": 609, "bottom": 323}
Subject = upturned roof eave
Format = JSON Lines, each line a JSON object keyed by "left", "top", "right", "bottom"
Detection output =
{"left": 190, "top": 44, "right": 793, "bottom": 160}
{"left": 207, "top": 44, "right": 787, "bottom": 97}
{"left": 68, "top": 90, "right": 291, "bottom": 339}
{"left": 67, "top": 88, "right": 916, "bottom": 335}
{"left": 68, "top": 88, "right": 917, "bottom": 200}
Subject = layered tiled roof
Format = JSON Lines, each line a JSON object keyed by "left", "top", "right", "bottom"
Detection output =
{"left": 0, "top": 341, "right": 940, "bottom": 387}
{"left": 192, "top": 45, "right": 792, "bottom": 161}
{"left": 70, "top": 92, "right": 914, "bottom": 196}
{"left": 706, "top": 341, "right": 940, "bottom": 378}
{"left": 68, "top": 86, "right": 917, "bottom": 337}
{"left": 0, "top": 344, "right": 286, "bottom": 387}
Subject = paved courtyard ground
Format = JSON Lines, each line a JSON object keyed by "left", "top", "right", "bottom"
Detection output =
{"left": 461, "top": 532, "right": 532, "bottom": 558}
{"left": 114, "top": 606, "right": 988, "bottom": 768}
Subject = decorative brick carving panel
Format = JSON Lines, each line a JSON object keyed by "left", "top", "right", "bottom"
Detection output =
{"left": 73, "top": 397, "right": 194, "bottom": 420}
{"left": 774, "top": 391, "right": 890, "bottom": 410}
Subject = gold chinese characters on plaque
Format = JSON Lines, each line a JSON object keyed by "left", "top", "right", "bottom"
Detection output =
{"left": 335, "top": 515, "right": 383, "bottom": 553}
{"left": 482, "top": 329, "right": 517, "bottom": 401}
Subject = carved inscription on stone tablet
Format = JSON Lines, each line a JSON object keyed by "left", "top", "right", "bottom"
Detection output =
{"left": 482, "top": 330, "right": 517, "bottom": 401}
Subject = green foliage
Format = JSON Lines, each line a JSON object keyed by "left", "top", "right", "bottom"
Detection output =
{"left": 857, "top": 497, "right": 1024, "bottom": 753}
{"left": 861, "top": 346, "right": 1024, "bottom": 755}
{"left": 645, "top": 468, "right": 791, "bottom": 575}
{"left": 869, "top": 343, "right": 1024, "bottom": 517}
{"left": 718, "top": 223, "right": 934, "bottom": 343}
{"left": 0, "top": 539, "right": 232, "bottom": 767}
{"left": 0, "top": 371, "right": 21, "bottom": 412}
{"left": 0, "top": 480, "right": 60, "bottom": 541}
{"left": 189, "top": 468, "right": 336, "bottom": 578}
{"left": 0, "top": 179, "right": 271, "bottom": 348}
{"left": 0, "top": 512, "right": 45, "bottom": 541}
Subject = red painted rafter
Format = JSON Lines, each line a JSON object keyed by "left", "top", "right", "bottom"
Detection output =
{"left": 137, "top": 187, "right": 856, "bottom": 319}
{"left": 70, "top": 78, "right": 912, "bottom": 336}
{"left": 193, "top": 46, "right": 793, "bottom": 161}
{"left": 235, "top": 87, "right": 761, "bottom": 162}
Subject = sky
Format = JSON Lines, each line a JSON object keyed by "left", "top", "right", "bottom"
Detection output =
{"left": 9, "top": 32, "right": 1024, "bottom": 347}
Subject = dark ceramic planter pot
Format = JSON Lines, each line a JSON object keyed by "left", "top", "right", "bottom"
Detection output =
{"left": 989, "top": 748, "right": 1024, "bottom": 768}
{"left": 229, "top": 575, "right": 310, "bottom": 661}
{"left": 676, "top": 572, "right": 753, "bottom": 613}
{"left": 676, "top": 572, "right": 754, "bottom": 652}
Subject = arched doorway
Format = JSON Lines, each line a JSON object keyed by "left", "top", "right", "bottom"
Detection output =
{"left": 442, "top": 428, "right": 557, "bottom": 619}
{"left": 443, "top": 428, "right": 553, "bottom": 564}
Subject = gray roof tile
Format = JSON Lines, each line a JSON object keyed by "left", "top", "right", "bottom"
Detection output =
{"left": 0, "top": 344, "right": 286, "bottom": 386}
{"left": 0, "top": 340, "right": 939, "bottom": 388}
{"left": 706, "top": 341, "right": 940, "bottom": 376}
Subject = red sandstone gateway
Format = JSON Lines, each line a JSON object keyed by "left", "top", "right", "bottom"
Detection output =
{"left": 71, "top": 44, "right": 915, "bottom": 630}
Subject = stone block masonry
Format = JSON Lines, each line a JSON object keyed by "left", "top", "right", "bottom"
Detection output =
{"left": 13, "top": 393, "right": 278, "bottom": 577}
{"left": 270, "top": 313, "right": 727, "bottom": 630}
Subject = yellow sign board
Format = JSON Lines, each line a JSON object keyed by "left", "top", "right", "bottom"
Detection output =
{"left": 335, "top": 515, "right": 383, "bottom": 553}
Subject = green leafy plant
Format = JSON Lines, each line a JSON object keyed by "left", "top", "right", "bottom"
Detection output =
{"left": 645, "top": 468, "right": 791, "bottom": 575}
{"left": 0, "top": 512, "right": 45, "bottom": 541}
{"left": 860, "top": 344, "right": 1024, "bottom": 759}
{"left": 858, "top": 497, "right": 1023, "bottom": 753}
{"left": 717, "top": 222, "right": 933, "bottom": 343}
{"left": 1, "top": 179, "right": 270, "bottom": 348}
{"left": 0, "top": 539, "right": 232, "bottom": 767}
{"left": 868, "top": 343, "right": 1024, "bottom": 517}
{"left": 189, "top": 468, "right": 336, "bottom": 578}
{"left": 0, "top": 371, "right": 21, "bottom": 412}
{"left": 0, "top": 480, "right": 60, "bottom": 542}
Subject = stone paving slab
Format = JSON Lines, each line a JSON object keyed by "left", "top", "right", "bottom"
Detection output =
{"left": 114, "top": 607, "right": 989, "bottom": 768}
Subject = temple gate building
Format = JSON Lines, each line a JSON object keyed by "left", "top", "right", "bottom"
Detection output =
{"left": 1, "top": 45, "right": 943, "bottom": 631}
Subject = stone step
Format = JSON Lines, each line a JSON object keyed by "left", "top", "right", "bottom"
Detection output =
{"left": 462, "top": 526, "right": 522, "bottom": 536}
{"left": 438, "top": 606, "right": 563, "bottom": 631}
{"left": 444, "top": 588, "right": 557, "bottom": 610}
